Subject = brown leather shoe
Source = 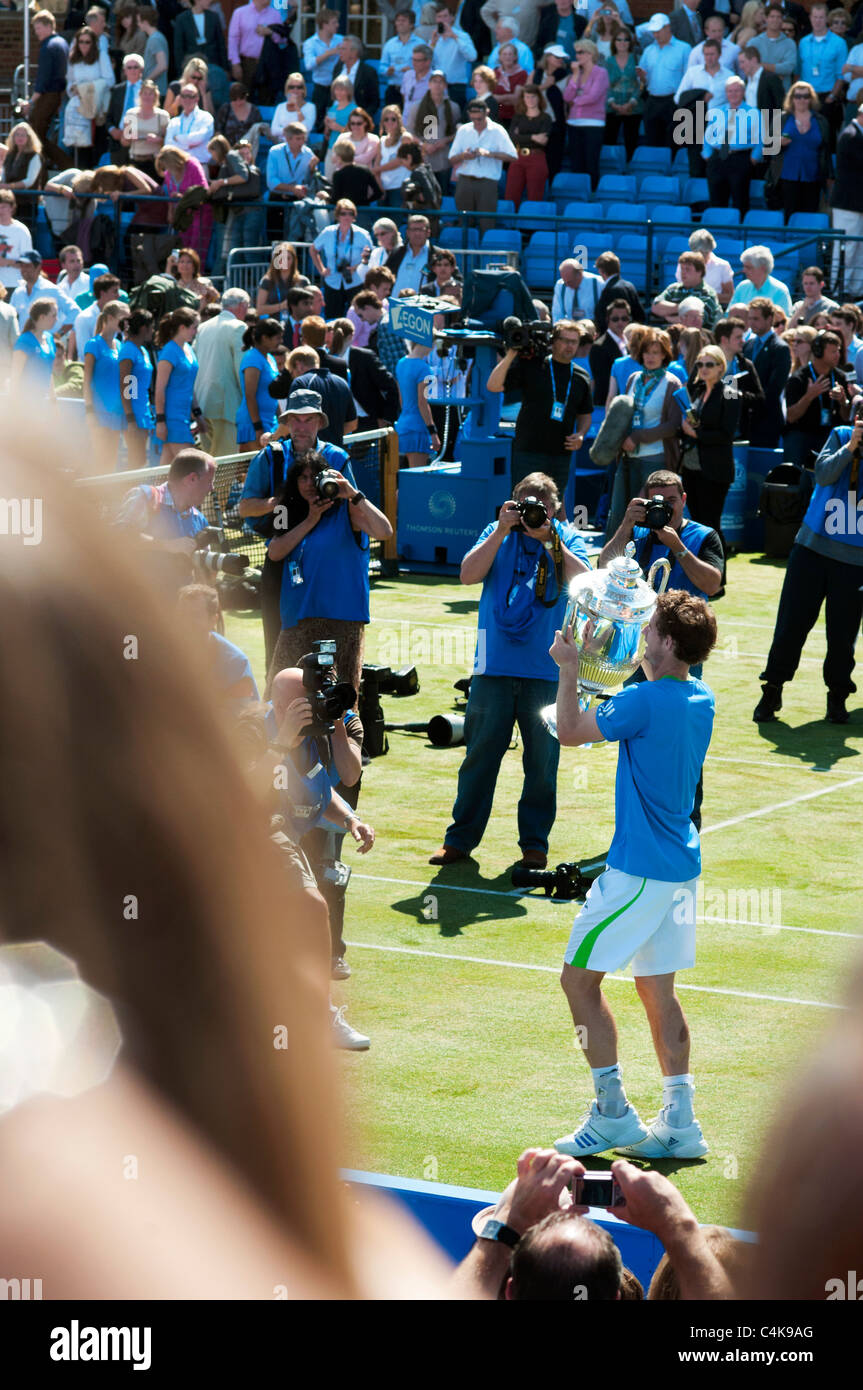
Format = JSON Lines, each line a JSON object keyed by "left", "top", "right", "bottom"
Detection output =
{"left": 429, "top": 844, "right": 468, "bottom": 866}
{"left": 516, "top": 850, "right": 548, "bottom": 869}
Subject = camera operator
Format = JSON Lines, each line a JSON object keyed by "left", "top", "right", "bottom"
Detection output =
{"left": 238, "top": 391, "right": 357, "bottom": 673}
{"left": 487, "top": 319, "right": 593, "bottom": 512}
{"left": 270, "top": 664, "right": 372, "bottom": 990}
{"left": 783, "top": 328, "right": 856, "bottom": 470}
{"left": 600, "top": 470, "right": 724, "bottom": 602}
{"left": 551, "top": 591, "right": 718, "bottom": 1163}
{"left": 114, "top": 447, "right": 216, "bottom": 593}
{"left": 266, "top": 447, "right": 392, "bottom": 696}
{"left": 754, "top": 404, "right": 863, "bottom": 726}
{"left": 429, "top": 472, "right": 590, "bottom": 870}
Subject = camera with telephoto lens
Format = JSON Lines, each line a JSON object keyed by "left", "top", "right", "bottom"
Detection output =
{"left": 299, "top": 639, "right": 357, "bottom": 738}
{"left": 501, "top": 316, "right": 554, "bottom": 360}
{"left": 514, "top": 495, "right": 548, "bottom": 531}
{"left": 193, "top": 526, "right": 249, "bottom": 577}
{"left": 314, "top": 469, "right": 343, "bottom": 500}
{"left": 510, "top": 856, "right": 606, "bottom": 900}
{"left": 643, "top": 495, "right": 674, "bottom": 531}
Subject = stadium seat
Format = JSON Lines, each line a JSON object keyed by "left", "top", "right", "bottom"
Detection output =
{"left": 596, "top": 173, "right": 637, "bottom": 201}
{"left": 598, "top": 144, "right": 626, "bottom": 175}
{"left": 749, "top": 180, "right": 767, "bottom": 209}
{"left": 440, "top": 195, "right": 457, "bottom": 215}
{"left": 721, "top": 239, "right": 745, "bottom": 266}
{"left": 257, "top": 106, "right": 276, "bottom": 121}
{"left": 637, "top": 174, "right": 679, "bottom": 203}
{"left": 438, "top": 226, "right": 479, "bottom": 253}
{"left": 480, "top": 228, "right": 521, "bottom": 268}
{"left": 672, "top": 146, "right": 690, "bottom": 174}
{"left": 517, "top": 199, "right": 557, "bottom": 231}
{"left": 785, "top": 216, "right": 829, "bottom": 266}
{"left": 563, "top": 202, "right": 602, "bottom": 225}
{"left": 628, "top": 146, "right": 672, "bottom": 174}
{"left": 788, "top": 212, "right": 829, "bottom": 232}
{"left": 646, "top": 202, "right": 682, "bottom": 228}
{"left": 606, "top": 203, "right": 648, "bottom": 227}
{"left": 742, "top": 209, "right": 784, "bottom": 235}
{"left": 616, "top": 234, "right": 650, "bottom": 294}
{"left": 702, "top": 207, "right": 742, "bottom": 231}
{"left": 683, "top": 178, "right": 709, "bottom": 207}
{"left": 550, "top": 172, "right": 593, "bottom": 209}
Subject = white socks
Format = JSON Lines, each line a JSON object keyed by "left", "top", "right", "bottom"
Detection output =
{"left": 662, "top": 1073, "right": 695, "bottom": 1127}
{"left": 591, "top": 1064, "right": 628, "bottom": 1118}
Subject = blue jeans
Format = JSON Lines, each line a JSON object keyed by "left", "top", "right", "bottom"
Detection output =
{"left": 445, "top": 674, "right": 561, "bottom": 855}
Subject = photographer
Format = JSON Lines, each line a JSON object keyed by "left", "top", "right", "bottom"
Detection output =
{"left": 266, "top": 448, "right": 392, "bottom": 697}
{"left": 487, "top": 318, "right": 593, "bottom": 510}
{"left": 754, "top": 408, "right": 863, "bottom": 726}
{"left": 309, "top": 198, "right": 373, "bottom": 319}
{"left": 783, "top": 328, "right": 856, "bottom": 470}
{"left": 114, "top": 447, "right": 215, "bottom": 593}
{"left": 238, "top": 392, "right": 356, "bottom": 672}
{"left": 600, "top": 470, "right": 724, "bottom": 602}
{"left": 429, "top": 472, "right": 590, "bottom": 870}
{"left": 270, "top": 665, "right": 373, "bottom": 991}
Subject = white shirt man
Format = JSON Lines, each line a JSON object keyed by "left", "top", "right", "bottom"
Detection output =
{"left": 391, "top": 219, "right": 433, "bottom": 297}
{"left": 675, "top": 60, "right": 735, "bottom": 108}
{"left": 165, "top": 89, "right": 215, "bottom": 165}
{"left": 0, "top": 202, "right": 33, "bottom": 290}
{"left": 552, "top": 260, "right": 603, "bottom": 322}
{"left": 10, "top": 256, "right": 77, "bottom": 330}
{"left": 56, "top": 246, "right": 91, "bottom": 300}
{"left": 687, "top": 34, "right": 740, "bottom": 72}
{"left": 449, "top": 104, "right": 517, "bottom": 185}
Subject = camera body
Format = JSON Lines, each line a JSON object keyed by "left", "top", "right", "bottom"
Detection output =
{"left": 314, "top": 469, "right": 343, "bottom": 501}
{"left": 501, "top": 315, "right": 553, "bottom": 361}
{"left": 514, "top": 495, "right": 548, "bottom": 531}
{"left": 510, "top": 861, "right": 594, "bottom": 900}
{"left": 643, "top": 494, "right": 674, "bottom": 531}
{"left": 193, "top": 526, "right": 249, "bottom": 578}
{"left": 299, "top": 639, "right": 356, "bottom": 738}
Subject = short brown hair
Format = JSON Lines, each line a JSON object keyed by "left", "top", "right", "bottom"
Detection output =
{"left": 551, "top": 318, "right": 580, "bottom": 345}
{"left": 351, "top": 289, "right": 381, "bottom": 312}
{"left": 678, "top": 251, "right": 706, "bottom": 278}
{"left": 513, "top": 471, "right": 559, "bottom": 508}
{"left": 645, "top": 469, "right": 683, "bottom": 496}
{"left": 32, "top": 9, "right": 56, "bottom": 27}
{"left": 333, "top": 137, "right": 355, "bottom": 163}
{"left": 0, "top": 189, "right": 17, "bottom": 210}
{"left": 364, "top": 266, "right": 395, "bottom": 291}
{"left": 596, "top": 252, "right": 620, "bottom": 276}
{"left": 316, "top": 6, "right": 339, "bottom": 28}
{"left": 748, "top": 296, "right": 774, "bottom": 318}
{"left": 654, "top": 591, "right": 718, "bottom": 667}
{"left": 288, "top": 346, "right": 319, "bottom": 373}
{"left": 802, "top": 265, "right": 825, "bottom": 283}
{"left": 637, "top": 326, "right": 673, "bottom": 366}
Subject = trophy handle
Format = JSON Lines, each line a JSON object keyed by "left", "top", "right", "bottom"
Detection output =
{"left": 647, "top": 557, "right": 672, "bottom": 594}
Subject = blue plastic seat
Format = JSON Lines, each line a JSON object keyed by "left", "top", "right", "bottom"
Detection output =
{"left": 788, "top": 211, "right": 829, "bottom": 232}
{"left": 683, "top": 178, "right": 709, "bottom": 207}
{"left": 749, "top": 179, "right": 766, "bottom": 209}
{"left": 672, "top": 146, "right": 689, "bottom": 173}
{"left": 646, "top": 203, "right": 681, "bottom": 227}
{"left": 479, "top": 228, "right": 521, "bottom": 267}
{"left": 596, "top": 173, "right": 637, "bottom": 201}
{"left": 616, "top": 234, "right": 650, "bottom": 293}
{"left": 598, "top": 145, "right": 626, "bottom": 175}
{"left": 517, "top": 199, "right": 556, "bottom": 231}
{"left": 440, "top": 195, "right": 457, "bottom": 215}
{"left": 550, "top": 172, "right": 593, "bottom": 209}
{"left": 742, "top": 209, "right": 784, "bottom": 235}
{"left": 563, "top": 202, "right": 602, "bottom": 225}
{"left": 606, "top": 202, "right": 648, "bottom": 226}
{"left": 628, "top": 146, "right": 672, "bottom": 174}
{"left": 438, "top": 226, "right": 479, "bottom": 253}
{"left": 701, "top": 207, "right": 742, "bottom": 231}
{"left": 637, "top": 174, "right": 679, "bottom": 203}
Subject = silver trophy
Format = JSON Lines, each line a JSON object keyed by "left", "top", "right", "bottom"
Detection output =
{"left": 542, "top": 542, "right": 671, "bottom": 742}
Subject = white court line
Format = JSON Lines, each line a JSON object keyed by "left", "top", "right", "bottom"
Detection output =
{"left": 701, "top": 774, "right": 863, "bottom": 834}
{"left": 352, "top": 874, "right": 862, "bottom": 939}
{"left": 344, "top": 941, "right": 844, "bottom": 1011}
{"left": 705, "top": 755, "right": 859, "bottom": 777}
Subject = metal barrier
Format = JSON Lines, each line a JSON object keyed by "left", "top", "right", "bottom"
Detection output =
{"left": 76, "top": 427, "right": 400, "bottom": 573}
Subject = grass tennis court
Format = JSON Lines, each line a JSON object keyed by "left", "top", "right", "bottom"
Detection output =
{"left": 225, "top": 550, "right": 863, "bottom": 1229}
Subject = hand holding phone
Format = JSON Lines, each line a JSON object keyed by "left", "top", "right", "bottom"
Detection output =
{"left": 572, "top": 1171, "right": 626, "bottom": 1209}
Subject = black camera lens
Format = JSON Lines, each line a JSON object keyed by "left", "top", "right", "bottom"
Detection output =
{"left": 517, "top": 496, "right": 547, "bottom": 530}
{"left": 643, "top": 495, "right": 674, "bottom": 530}
{"left": 315, "top": 470, "right": 341, "bottom": 500}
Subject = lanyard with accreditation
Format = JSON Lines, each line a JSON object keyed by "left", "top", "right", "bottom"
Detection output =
{"left": 549, "top": 357, "right": 577, "bottom": 424}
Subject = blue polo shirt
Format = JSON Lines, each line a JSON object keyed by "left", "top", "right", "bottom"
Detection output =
{"left": 266, "top": 142, "right": 316, "bottom": 195}
{"left": 799, "top": 30, "right": 847, "bottom": 90}
{"left": 596, "top": 676, "right": 715, "bottom": 881}
{"left": 241, "top": 437, "right": 355, "bottom": 537}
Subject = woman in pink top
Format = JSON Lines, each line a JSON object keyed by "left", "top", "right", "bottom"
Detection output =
{"left": 563, "top": 39, "right": 609, "bottom": 190}
{"left": 155, "top": 145, "right": 213, "bottom": 263}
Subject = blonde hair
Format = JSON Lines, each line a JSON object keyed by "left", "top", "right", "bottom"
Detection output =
{"left": 7, "top": 122, "right": 42, "bottom": 157}
{"left": 95, "top": 300, "right": 127, "bottom": 334}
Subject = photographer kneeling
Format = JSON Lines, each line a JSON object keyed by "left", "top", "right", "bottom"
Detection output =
{"left": 429, "top": 473, "right": 591, "bottom": 869}
{"left": 487, "top": 319, "right": 593, "bottom": 516}
{"left": 114, "top": 447, "right": 216, "bottom": 595}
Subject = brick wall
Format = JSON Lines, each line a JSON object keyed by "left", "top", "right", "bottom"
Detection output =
{"left": 0, "top": 14, "right": 26, "bottom": 91}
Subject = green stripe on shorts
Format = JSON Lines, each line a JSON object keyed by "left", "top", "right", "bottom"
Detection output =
{"left": 570, "top": 876, "right": 648, "bottom": 969}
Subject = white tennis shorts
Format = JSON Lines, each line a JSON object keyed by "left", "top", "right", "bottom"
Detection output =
{"left": 563, "top": 868, "right": 699, "bottom": 976}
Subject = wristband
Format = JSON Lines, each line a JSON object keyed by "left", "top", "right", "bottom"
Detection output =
{"left": 191, "top": 406, "right": 202, "bottom": 418}
{"left": 350, "top": 491, "right": 366, "bottom": 506}
{"left": 252, "top": 420, "right": 263, "bottom": 431}
{"left": 156, "top": 413, "right": 167, "bottom": 422}
{"left": 673, "top": 548, "right": 687, "bottom": 560}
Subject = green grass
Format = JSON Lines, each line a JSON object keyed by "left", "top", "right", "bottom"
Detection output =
{"left": 225, "top": 552, "right": 863, "bottom": 1227}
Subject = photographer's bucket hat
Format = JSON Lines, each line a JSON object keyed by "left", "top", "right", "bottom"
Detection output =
{"left": 279, "top": 389, "right": 329, "bottom": 429}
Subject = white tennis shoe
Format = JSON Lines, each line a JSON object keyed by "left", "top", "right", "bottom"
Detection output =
{"left": 615, "top": 1109, "right": 708, "bottom": 1160}
{"left": 554, "top": 1102, "right": 649, "bottom": 1157}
